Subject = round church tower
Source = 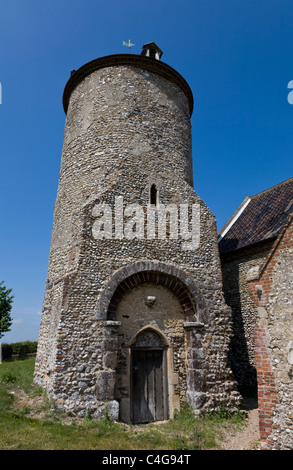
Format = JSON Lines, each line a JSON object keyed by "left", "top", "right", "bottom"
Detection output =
{"left": 34, "top": 42, "right": 241, "bottom": 421}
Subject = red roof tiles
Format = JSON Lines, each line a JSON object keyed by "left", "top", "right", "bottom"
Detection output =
{"left": 219, "top": 177, "right": 293, "bottom": 255}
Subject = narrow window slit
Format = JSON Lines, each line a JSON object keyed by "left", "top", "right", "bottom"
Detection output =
{"left": 150, "top": 184, "right": 157, "bottom": 206}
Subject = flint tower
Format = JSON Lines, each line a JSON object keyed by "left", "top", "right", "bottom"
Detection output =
{"left": 34, "top": 43, "right": 240, "bottom": 422}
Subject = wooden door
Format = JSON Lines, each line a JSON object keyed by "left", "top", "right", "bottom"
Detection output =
{"left": 131, "top": 349, "right": 168, "bottom": 424}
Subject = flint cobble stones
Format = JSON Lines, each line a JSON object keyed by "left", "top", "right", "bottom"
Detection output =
{"left": 34, "top": 52, "right": 241, "bottom": 420}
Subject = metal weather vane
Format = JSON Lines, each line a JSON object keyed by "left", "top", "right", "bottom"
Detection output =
{"left": 122, "top": 39, "right": 135, "bottom": 53}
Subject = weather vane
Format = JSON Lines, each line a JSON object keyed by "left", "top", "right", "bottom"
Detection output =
{"left": 123, "top": 39, "right": 135, "bottom": 53}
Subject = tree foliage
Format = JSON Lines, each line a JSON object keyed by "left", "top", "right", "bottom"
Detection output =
{"left": 0, "top": 281, "right": 14, "bottom": 339}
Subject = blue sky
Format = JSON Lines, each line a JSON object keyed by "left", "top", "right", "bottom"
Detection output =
{"left": 1, "top": 0, "right": 293, "bottom": 343}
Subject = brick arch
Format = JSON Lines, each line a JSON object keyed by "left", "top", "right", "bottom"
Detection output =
{"left": 95, "top": 260, "right": 208, "bottom": 323}
{"left": 107, "top": 271, "right": 195, "bottom": 320}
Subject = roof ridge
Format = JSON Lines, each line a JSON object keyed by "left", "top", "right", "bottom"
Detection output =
{"left": 247, "top": 211, "right": 293, "bottom": 281}
{"left": 218, "top": 176, "right": 293, "bottom": 255}
{"left": 250, "top": 176, "right": 293, "bottom": 199}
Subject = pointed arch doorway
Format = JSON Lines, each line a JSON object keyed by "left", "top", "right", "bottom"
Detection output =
{"left": 130, "top": 329, "right": 169, "bottom": 424}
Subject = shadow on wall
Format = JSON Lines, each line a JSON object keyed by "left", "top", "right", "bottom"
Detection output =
{"left": 221, "top": 257, "right": 257, "bottom": 395}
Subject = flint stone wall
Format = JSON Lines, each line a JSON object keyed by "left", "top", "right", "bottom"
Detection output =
{"left": 221, "top": 245, "right": 271, "bottom": 390}
{"left": 34, "top": 60, "right": 241, "bottom": 419}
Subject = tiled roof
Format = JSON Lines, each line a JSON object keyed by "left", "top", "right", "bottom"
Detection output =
{"left": 218, "top": 177, "right": 293, "bottom": 255}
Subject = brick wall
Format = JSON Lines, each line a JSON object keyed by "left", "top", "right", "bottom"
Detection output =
{"left": 254, "top": 325, "right": 279, "bottom": 449}
{"left": 248, "top": 214, "right": 293, "bottom": 450}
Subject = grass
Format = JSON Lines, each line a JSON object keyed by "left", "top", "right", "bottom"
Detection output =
{"left": 0, "top": 358, "right": 245, "bottom": 450}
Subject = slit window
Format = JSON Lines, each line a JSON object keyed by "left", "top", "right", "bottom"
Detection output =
{"left": 150, "top": 184, "right": 158, "bottom": 205}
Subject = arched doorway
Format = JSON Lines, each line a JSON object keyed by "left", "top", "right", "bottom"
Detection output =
{"left": 98, "top": 261, "right": 209, "bottom": 423}
{"left": 131, "top": 329, "right": 169, "bottom": 424}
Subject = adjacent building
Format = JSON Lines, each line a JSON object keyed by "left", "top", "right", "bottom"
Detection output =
{"left": 219, "top": 177, "right": 293, "bottom": 449}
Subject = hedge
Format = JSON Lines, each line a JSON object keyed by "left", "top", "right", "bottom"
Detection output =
{"left": 1, "top": 341, "right": 38, "bottom": 359}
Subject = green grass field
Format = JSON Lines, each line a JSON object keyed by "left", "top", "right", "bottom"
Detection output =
{"left": 0, "top": 358, "right": 245, "bottom": 450}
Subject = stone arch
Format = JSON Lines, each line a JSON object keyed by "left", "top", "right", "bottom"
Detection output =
{"left": 95, "top": 260, "right": 208, "bottom": 324}
{"left": 99, "top": 261, "right": 209, "bottom": 422}
{"left": 129, "top": 325, "right": 170, "bottom": 348}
